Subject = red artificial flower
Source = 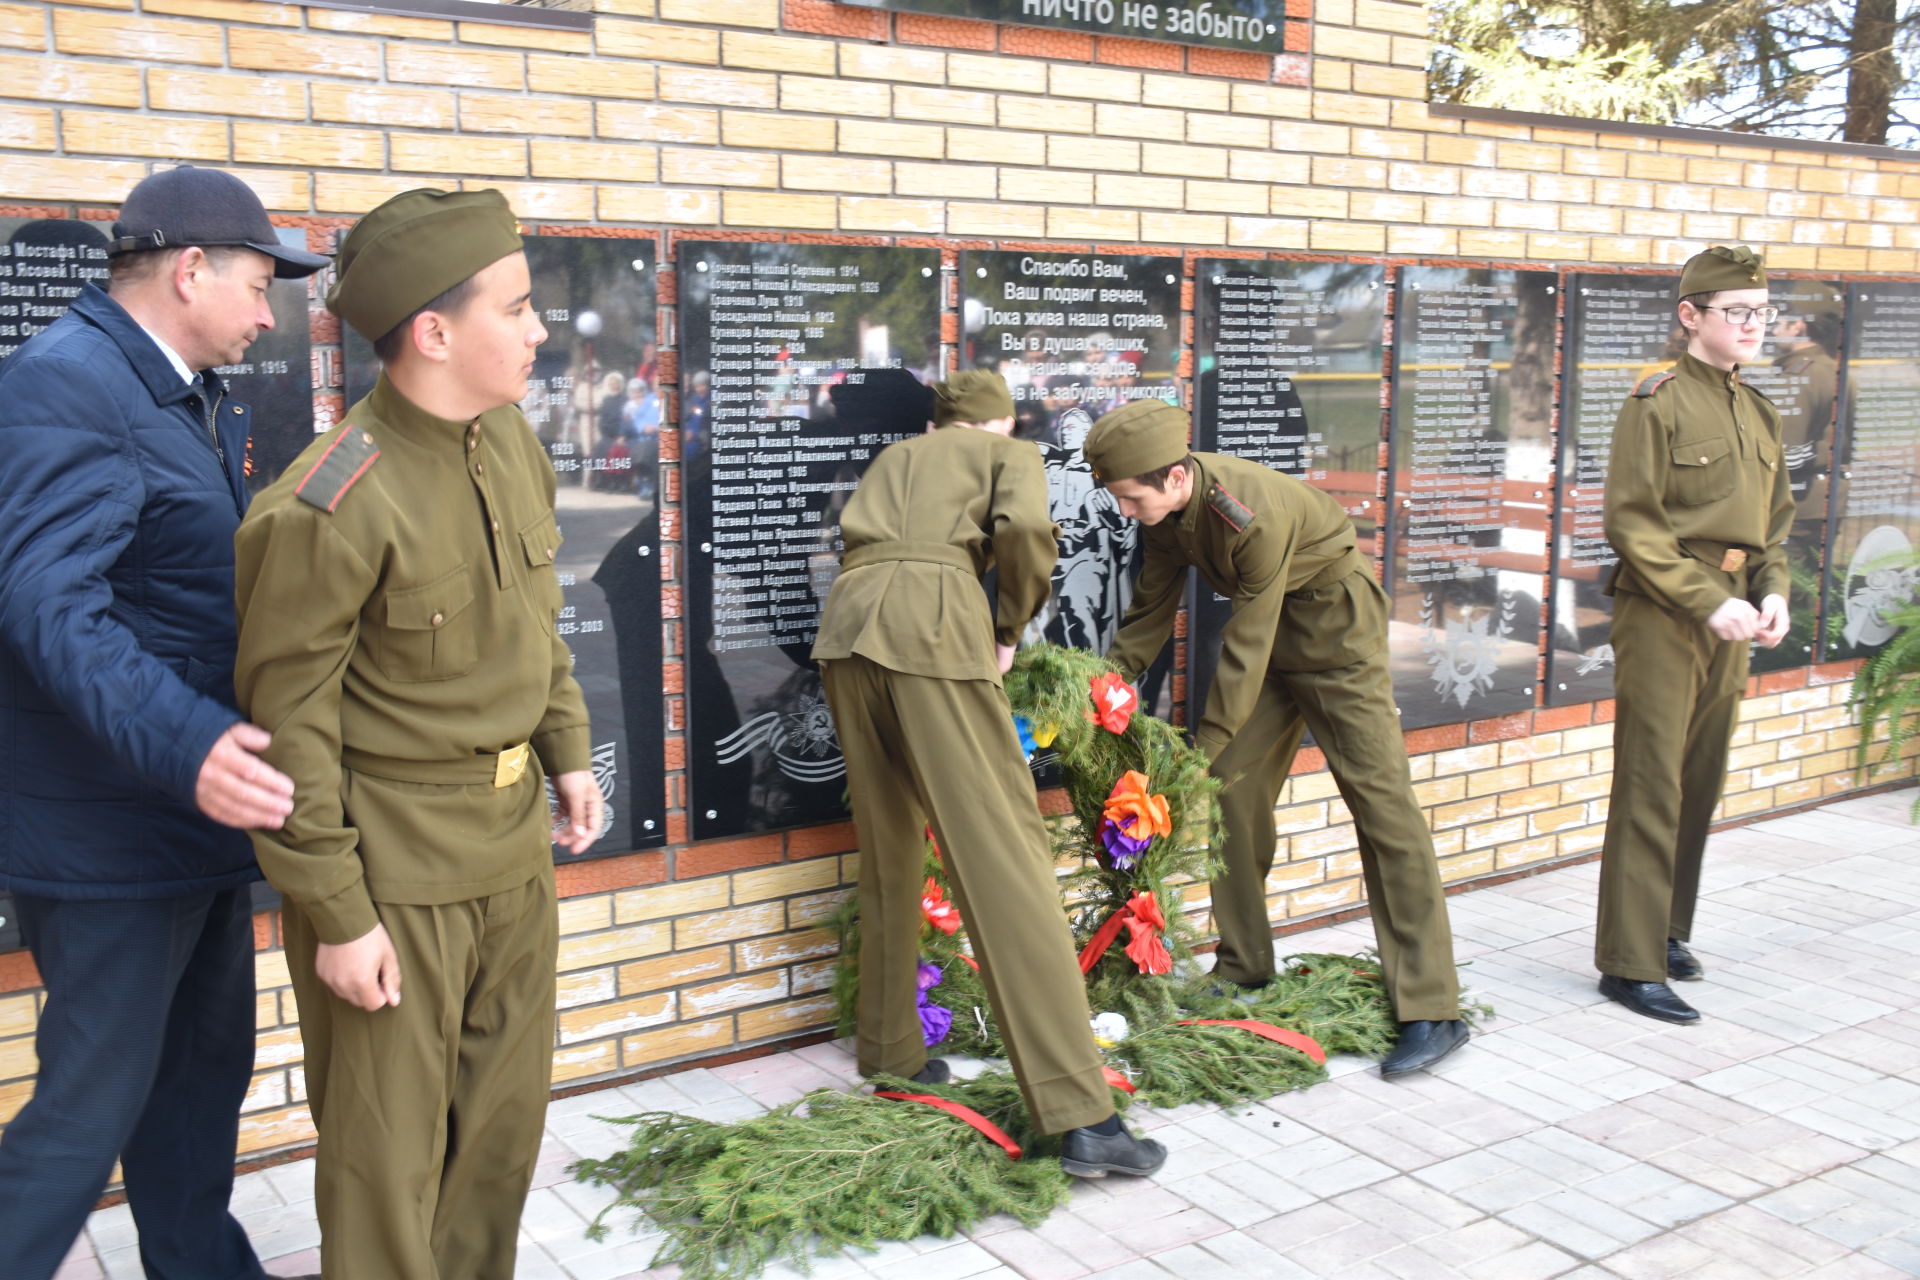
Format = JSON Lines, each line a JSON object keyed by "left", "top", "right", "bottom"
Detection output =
{"left": 1088, "top": 673, "right": 1138, "bottom": 734}
{"left": 1120, "top": 891, "right": 1171, "bottom": 976}
{"left": 920, "top": 877, "right": 961, "bottom": 935}
{"left": 1102, "top": 770, "right": 1172, "bottom": 842}
{"left": 924, "top": 825, "right": 942, "bottom": 863}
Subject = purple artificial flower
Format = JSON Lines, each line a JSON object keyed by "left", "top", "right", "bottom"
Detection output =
{"left": 915, "top": 960, "right": 950, "bottom": 1047}
{"left": 917, "top": 960, "right": 944, "bottom": 993}
{"left": 918, "top": 1002, "right": 953, "bottom": 1047}
{"left": 1097, "top": 816, "right": 1153, "bottom": 871}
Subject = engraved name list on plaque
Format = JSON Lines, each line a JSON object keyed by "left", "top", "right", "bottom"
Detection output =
{"left": 680, "top": 241, "right": 941, "bottom": 840}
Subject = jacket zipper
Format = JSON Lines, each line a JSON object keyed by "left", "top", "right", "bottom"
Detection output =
{"left": 201, "top": 383, "right": 243, "bottom": 516}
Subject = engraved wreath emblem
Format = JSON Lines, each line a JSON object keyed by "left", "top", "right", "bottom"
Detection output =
{"left": 1420, "top": 592, "right": 1516, "bottom": 708}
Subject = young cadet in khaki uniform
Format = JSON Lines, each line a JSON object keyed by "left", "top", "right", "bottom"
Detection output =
{"left": 1596, "top": 246, "right": 1794, "bottom": 1025}
{"left": 1085, "top": 401, "right": 1467, "bottom": 1077}
{"left": 812, "top": 371, "right": 1165, "bottom": 1178}
{"left": 232, "top": 189, "right": 604, "bottom": 1278}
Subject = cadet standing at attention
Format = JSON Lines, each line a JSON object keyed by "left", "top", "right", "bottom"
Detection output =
{"left": 813, "top": 370, "right": 1165, "bottom": 1178}
{"left": 1596, "top": 245, "right": 1794, "bottom": 1025}
{"left": 1085, "top": 401, "right": 1468, "bottom": 1078}
{"left": 233, "top": 188, "right": 604, "bottom": 1278}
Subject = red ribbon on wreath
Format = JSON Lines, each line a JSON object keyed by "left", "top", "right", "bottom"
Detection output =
{"left": 1078, "top": 891, "right": 1171, "bottom": 976}
{"left": 1175, "top": 1019, "right": 1327, "bottom": 1065}
{"left": 874, "top": 1092, "right": 1023, "bottom": 1159}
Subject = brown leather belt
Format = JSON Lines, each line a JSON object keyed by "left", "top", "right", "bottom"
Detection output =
{"left": 1680, "top": 538, "right": 1752, "bottom": 573}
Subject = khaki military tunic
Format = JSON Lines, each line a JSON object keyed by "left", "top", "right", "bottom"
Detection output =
{"left": 234, "top": 374, "right": 589, "bottom": 1280}
{"left": 1597, "top": 351, "right": 1795, "bottom": 982}
{"left": 812, "top": 424, "right": 1112, "bottom": 1135}
{"left": 1106, "top": 454, "right": 1459, "bottom": 1019}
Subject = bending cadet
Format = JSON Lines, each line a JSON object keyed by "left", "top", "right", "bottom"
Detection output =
{"left": 1085, "top": 400, "right": 1469, "bottom": 1079}
{"left": 812, "top": 370, "right": 1166, "bottom": 1178}
{"left": 233, "top": 189, "right": 603, "bottom": 1278}
{"left": 1595, "top": 245, "right": 1793, "bottom": 1025}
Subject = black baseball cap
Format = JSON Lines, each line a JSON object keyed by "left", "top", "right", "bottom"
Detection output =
{"left": 110, "top": 165, "right": 329, "bottom": 279}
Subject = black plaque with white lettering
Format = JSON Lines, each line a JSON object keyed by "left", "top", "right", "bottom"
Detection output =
{"left": 1545, "top": 274, "right": 1681, "bottom": 706}
{"left": 843, "top": 0, "right": 1292, "bottom": 53}
{"left": 1742, "top": 279, "right": 1844, "bottom": 672}
{"left": 1384, "top": 267, "right": 1555, "bottom": 729}
{"left": 1186, "top": 258, "right": 1386, "bottom": 736}
{"left": 962, "top": 251, "right": 1180, "bottom": 666}
{"left": 680, "top": 240, "right": 940, "bottom": 840}
{"left": 1825, "top": 283, "right": 1920, "bottom": 661}
{"left": 345, "top": 234, "right": 666, "bottom": 855}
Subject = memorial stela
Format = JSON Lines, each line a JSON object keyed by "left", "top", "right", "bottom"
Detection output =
{"left": 1186, "top": 259, "right": 1386, "bottom": 735}
{"left": 961, "top": 250, "right": 1181, "bottom": 723}
{"left": 1384, "top": 268, "right": 1555, "bottom": 728}
{"left": 1740, "top": 280, "right": 1844, "bottom": 672}
{"left": 1826, "top": 283, "right": 1920, "bottom": 661}
{"left": 1546, "top": 274, "right": 1680, "bottom": 706}
{"left": 680, "top": 241, "right": 940, "bottom": 840}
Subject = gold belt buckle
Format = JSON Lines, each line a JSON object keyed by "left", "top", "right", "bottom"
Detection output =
{"left": 493, "top": 743, "right": 530, "bottom": 788}
{"left": 1720, "top": 548, "right": 1748, "bottom": 572}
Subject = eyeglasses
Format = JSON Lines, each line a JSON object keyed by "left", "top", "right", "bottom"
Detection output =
{"left": 1695, "top": 304, "right": 1780, "bottom": 326}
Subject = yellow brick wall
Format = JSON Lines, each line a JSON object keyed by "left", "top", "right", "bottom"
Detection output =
{"left": 1, "top": 0, "right": 1918, "bottom": 1162}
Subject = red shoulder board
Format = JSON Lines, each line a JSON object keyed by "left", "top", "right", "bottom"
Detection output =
{"left": 1206, "top": 482, "right": 1254, "bottom": 533}
{"left": 294, "top": 425, "right": 381, "bottom": 513}
{"left": 1631, "top": 371, "right": 1676, "bottom": 398}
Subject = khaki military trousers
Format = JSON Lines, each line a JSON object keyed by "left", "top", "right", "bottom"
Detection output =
{"left": 821, "top": 654, "right": 1112, "bottom": 1135}
{"left": 1596, "top": 587, "right": 1750, "bottom": 981}
{"left": 1208, "top": 644, "right": 1461, "bottom": 1021}
{"left": 283, "top": 868, "right": 558, "bottom": 1280}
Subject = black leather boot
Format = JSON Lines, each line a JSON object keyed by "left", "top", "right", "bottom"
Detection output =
{"left": 1599, "top": 974, "right": 1701, "bottom": 1024}
{"left": 1667, "top": 938, "right": 1704, "bottom": 982}
{"left": 908, "top": 1058, "right": 951, "bottom": 1084}
{"left": 1059, "top": 1119, "right": 1167, "bottom": 1178}
{"left": 1380, "top": 1019, "right": 1470, "bottom": 1077}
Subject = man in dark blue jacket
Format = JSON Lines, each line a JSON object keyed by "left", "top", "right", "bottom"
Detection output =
{"left": 0, "top": 167, "right": 325, "bottom": 1280}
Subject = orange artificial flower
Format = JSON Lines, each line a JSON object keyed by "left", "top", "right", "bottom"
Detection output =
{"left": 1120, "top": 891, "right": 1171, "bottom": 976}
{"left": 1102, "top": 770, "right": 1171, "bottom": 842}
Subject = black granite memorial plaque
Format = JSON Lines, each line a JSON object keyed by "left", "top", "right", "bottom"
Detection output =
{"left": 1186, "top": 258, "right": 1386, "bottom": 738}
{"left": 1741, "top": 279, "right": 1845, "bottom": 673}
{"left": 1824, "top": 283, "right": 1920, "bottom": 661}
{"left": 680, "top": 240, "right": 941, "bottom": 840}
{"left": 344, "top": 234, "right": 666, "bottom": 856}
{"left": 1384, "top": 267, "right": 1556, "bottom": 729}
{"left": 1545, "top": 274, "right": 1682, "bottom": 706}
{"left": 961, "top": 250, "right": 1181, "bottom": 720}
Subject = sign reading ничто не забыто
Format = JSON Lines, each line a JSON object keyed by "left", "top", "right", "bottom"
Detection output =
{"left": 841, "top": 0, "right": 1291, "bottom": 52}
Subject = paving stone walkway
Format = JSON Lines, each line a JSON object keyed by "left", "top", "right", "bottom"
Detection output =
{"left": 58, "top": 788, "right": 1920, "bottom": 1279}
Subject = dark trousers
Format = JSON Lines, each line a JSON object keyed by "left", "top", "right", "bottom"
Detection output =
{"left": 0, "top": 887, "right": 265, "bottom": 1280}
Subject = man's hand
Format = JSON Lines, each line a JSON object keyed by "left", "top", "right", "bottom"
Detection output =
{"left": 1705, "top": 597, "right": 1761, "bottom": 642}
{"left": 1755, "top": 593, "right": 1791, "bottom": 648}
{"left": 196, "top": 722, "right": 295, "bottom": 829}
{"left": 995, "top": 642, "right": 1017, "bottom": 675}
{"left": 553, "top": 769, "right": 604, "bottom": 855}
{"left": 315, "top": 923, "right": 401, "bottom": 1011}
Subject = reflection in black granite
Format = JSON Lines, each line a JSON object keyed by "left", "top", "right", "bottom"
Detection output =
{"left": 680, "top": 241, "right": 941, "bottom": 840}
{"left": 1187, "top": 259, "right": 1386, "bottom": 736}
{"left": 1545, "top": 274, "right": 1681, "bottom": 706}
{"left": 1743, "top": 280, "right": 1844, "bottom": 672}
{"left": 344, "top": 234, "right": 666, "bottom": 855}
{"left": 962, "top": 251, "right": 1181, "bottom": 709}
{"left": 1825, "top": 283, "right": 1920, "bottom": 661}
{"left": 1384, "top": 268, "right": 1555, "bottom": 729}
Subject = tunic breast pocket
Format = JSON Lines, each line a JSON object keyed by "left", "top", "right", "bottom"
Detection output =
{"left": 1671, "top": 437, "right": 1735, "bottom": 506}
{"left": 519, "top": 512, "right": 563, "bottom": 632}
{"left": 372, "top": 565, "right": 479, "bottom": 682}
